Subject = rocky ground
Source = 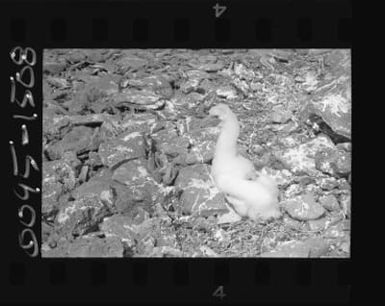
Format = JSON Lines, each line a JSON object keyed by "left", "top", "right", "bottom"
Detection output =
{"left": 42, "top": 49, "right": 351, "bottom": 257}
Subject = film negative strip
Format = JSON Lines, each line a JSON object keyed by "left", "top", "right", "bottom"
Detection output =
{"left": 1, "top": 0, "right": 351, "bottom": 304}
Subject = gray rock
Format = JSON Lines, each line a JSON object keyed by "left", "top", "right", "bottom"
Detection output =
{"left": 233, "top": 62, "right": 255, "bottom": 80}
{"left": 188, "top": 58, "right": 224, "bottom": 72}
{"left": 152, "top": 129, "right": 190, "bottom": 157}
{"left": 71, "top": 171, "right": 113, "bottom": 206}
{"left": 336, "top": 142, "right": 352, "bottom": 152}
{"left": 324, "top": 220, "right": 348, "bottom": 239}
{"left": 68, "top": 113, "right": 107, "bottom": 126}
{"left": 111, "top": 159, "right": 170, "bottom": 214}
{"left": 282, "top": 193, "right": 326, "bottom": 221}
{"left": 115, "top": 54, "right": 147, "bottom": 71}
{"left": 43, "top": 114, "right": 71, "bottom": 143}
{"left": 185, "top": 116, "right": 217, "bottom": 131}
{"left": 42, "top": 159, "right": 78, "bottom": 217}
{"left": 315, "top": 148, "right": 351, "bottom": 177}
{"left": 120, "top": 75, "right": 173, "bottom": 100}
{"left": 317, "top": 177, "right": 339, "bottom": 190}
{"left": 119, "top": 113, "right": 158, "bottom": 134}
{"left": 65, "top": 49, "right": 88, "bottom": 63}
{"left": 319, "top": 194, "right": 340, "bottom": 211}
{"left": 340, "top": 192, "right": 351, "bottom": 219}
{"left": 271, "top": 105, "right": 293, "bottom": 123}
{"left": 260, "top": 237, "right": 329, "bottom": 257}
{"left": 275, "top": 135, "right": 336, "bottom": 176}
{"left": 300, "top": 51, "right": 351, "bottom": 140}
{"left": 46, "top": 126, "right": 100, "bottom": 160}
{"left": 307, "top": 217, "right": 330, "bottom": 231}
{"left": 43, "top": 61, "right": 68, "bottom": 75}
{"left": 98, "top": 131, "right": 147, "bottom": 168}
{"left": 43, "top": 235, "right": 125, "bottom": 258}
{"left": 112, "top": 158, "right": 150, "bottom": 186}
{"left": 216, "top": 85, "right": 238, "bottom": 99}
{"left": 174, "top": 164, "right": 228, "bottom": 216}
{"left": 112, "top": 88, "right": 165, "bottom": 110}
{"left": 147, "top": 246, "right": 184, "bottom": 257}
{"left": 68, "top": 235, "right": 125, "bottom": 257}
{"left": 86, "top": 151, "right": 103, "bottom": 169}
{"left": 64, "top": 75, "right": 120, "bottom": 114}
{"left": 183, "top": 126, "right": 219, "bottom": 164}
{"left": 56, "top": 197, "right": 110, "bottom": 238}
{"left": 100, "top": 215, "right": 137, "bottom": 247}
{"left": 231, "top": 79, "right": 250, "bottom": 96}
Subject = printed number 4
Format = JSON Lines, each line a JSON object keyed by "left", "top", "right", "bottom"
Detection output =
{"left": 213, "top": 3, "right": 227, "bottom": 18}
{"left": 213, "top": 285, "right": 226, "bottom": 299}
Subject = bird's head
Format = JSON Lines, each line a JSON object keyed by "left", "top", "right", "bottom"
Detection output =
{"left": 208, "top": 103, "right": 232, "bottom": 121}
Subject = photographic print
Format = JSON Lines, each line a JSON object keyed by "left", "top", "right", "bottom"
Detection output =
{"left": 41, "top": 48, "right": 351, "bottom": 258}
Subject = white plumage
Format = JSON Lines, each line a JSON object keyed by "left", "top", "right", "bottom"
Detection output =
{"left": 209, "top": 103, "right": 281, "bottom": 220}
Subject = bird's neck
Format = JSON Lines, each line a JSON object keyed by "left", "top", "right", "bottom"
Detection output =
{"left": 215, "top": 113, "right": 240, "bottom": 157}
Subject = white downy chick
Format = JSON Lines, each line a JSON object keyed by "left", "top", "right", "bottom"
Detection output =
{"left": 209, "top": 103, "right": 281, "bottom": 220}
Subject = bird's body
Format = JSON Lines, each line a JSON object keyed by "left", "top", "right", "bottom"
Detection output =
{"left": 212, "top": 150, "right": 257, "bottom": 181}
{"left": 209, "top": 103, "right": 281, "bottom": 220}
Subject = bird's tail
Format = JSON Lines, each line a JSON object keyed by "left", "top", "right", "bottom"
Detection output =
{"left": 216, "top": 174, "right": 281, "bottom": 220}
